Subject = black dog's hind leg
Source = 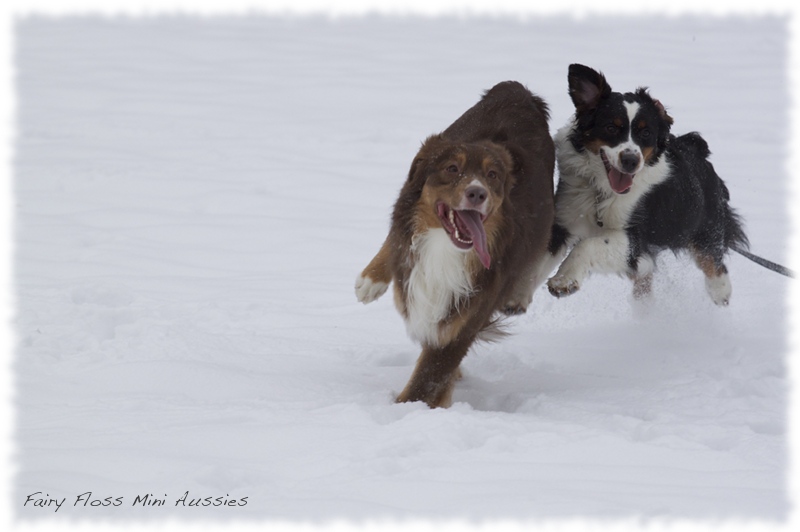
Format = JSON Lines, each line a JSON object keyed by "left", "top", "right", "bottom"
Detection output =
{"left": 691, "top": 247, "right": 732, "bottom": 306}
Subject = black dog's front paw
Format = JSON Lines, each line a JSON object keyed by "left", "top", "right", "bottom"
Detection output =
{"left": 547, "top": 276, "right": 580, "bottom": 298}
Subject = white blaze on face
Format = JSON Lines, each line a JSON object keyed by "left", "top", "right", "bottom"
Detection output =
{"left": 460, "top": 178, "right": 490, "bottom": 215}
{"left": 600, "top": 101, "right": 644, "bottom": 175}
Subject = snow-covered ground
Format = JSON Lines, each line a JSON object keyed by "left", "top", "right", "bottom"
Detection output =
{"left": 12, "top": 14, "right": 792, "bottom": 524}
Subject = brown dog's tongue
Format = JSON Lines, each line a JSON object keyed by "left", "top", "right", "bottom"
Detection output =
{"left": 456, "top": 210, "right": 491, "bottom": 269}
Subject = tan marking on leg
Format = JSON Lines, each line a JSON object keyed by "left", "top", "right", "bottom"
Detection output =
{"left": 360, "top": 237, "right": 392, "bottom": 285}
{"left": 691, "top": 248, "right": 727, "bottom": 278}
{"left": 691, "top": 247, "right": 732, "bottom": 306}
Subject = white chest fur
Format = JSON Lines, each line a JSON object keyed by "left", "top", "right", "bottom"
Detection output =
{"left": 402, "top": 228, "right": 474, "bottom": 347}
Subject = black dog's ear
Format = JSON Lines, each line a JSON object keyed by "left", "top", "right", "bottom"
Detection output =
{"left": 653, "top": 98, "right": 674, "bottom": 126}
{"left": 568, "top": 64, "right": 611, "bottom": 113}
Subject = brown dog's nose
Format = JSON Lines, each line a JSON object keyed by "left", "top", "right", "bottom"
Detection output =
{"left": 465, "top": 185, "right": 487, "bottom": 207}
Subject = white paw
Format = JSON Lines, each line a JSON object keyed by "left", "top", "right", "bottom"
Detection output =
{"left": 706, "top": 273, "right": 732, "bottom": 306}
{"left": 355, "top": 274, "right": 388, "bottom": 304}
{"left": 547, "top": 275, "right": 580, "bottom": 298}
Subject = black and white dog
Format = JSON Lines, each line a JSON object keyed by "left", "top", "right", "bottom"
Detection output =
{"left": 547, "top": 64, "right": 749, "bottom": 305}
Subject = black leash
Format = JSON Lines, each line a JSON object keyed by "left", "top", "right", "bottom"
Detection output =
{"left": 731, "top": 245, "right": 795, "bottom": 278}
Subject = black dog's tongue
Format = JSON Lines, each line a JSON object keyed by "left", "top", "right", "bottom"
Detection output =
{"left": 456, "top": 210, "right": 491, "bottom": 269}
{"left": 601, "top": 151, "right": 634, "bottom": 194}
{"left": 607, "top": 165, "right": 634, "bottom": 194}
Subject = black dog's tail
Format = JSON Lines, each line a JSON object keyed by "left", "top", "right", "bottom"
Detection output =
{"left": 731, "top": 244, "right": 794, "bottom": 278}
{"left": 724, "top": 207, "right": 793, "bottom": 278}
{"left": 722, "top": 203, "right": 793, "bottom": 278}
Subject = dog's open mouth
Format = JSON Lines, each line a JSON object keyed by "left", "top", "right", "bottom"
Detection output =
{"left": 437, "top": 202, "right": 491, "bottom": 269}
{"left": 600, "top": 151, "right": 634, "bottom": 194}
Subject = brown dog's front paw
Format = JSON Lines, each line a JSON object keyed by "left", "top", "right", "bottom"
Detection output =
{"left": 355, "top": 274, "right": 388, "bottom": 303}
{"left": 547, "top": 276, "right": 580, "bottom": 298}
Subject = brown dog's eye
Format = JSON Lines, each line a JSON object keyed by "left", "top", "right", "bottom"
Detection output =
{"left": 446, "top": 164, "right": 459, "bottom": 174}
{"left": 487, "top": 170, "right": 497, "bottom": 179}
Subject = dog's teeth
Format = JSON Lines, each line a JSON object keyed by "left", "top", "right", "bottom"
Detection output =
{"left": 449, "top": 210, "right": 455, "bottom": 225}
{"left": 453, "top": 228, "right": 472, "bottom": 245}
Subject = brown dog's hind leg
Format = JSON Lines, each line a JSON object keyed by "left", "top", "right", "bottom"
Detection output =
{"left": 501, "top": 270, "right": 534, "bottom": 315}
{"left": 502, "top": 249, "right": 565, "bottom": 315}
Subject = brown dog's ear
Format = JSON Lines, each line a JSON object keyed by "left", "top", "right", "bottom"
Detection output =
{"left": 568, "top": 64, "right": 611, "bottom": 113}
{"left": 407, "top": 134, "right": 446, "bottom": 182}
{"left": 393, "top": 135, "right": 448, "bottom": 225}
{"left": 481, "top": 141, "right": 514, "bottom": 176}
{"left": 492, "top": 143, "right": 517, "bottom": 192}
{"left": 406, "top": 157, "right": 424, "bottom": 183}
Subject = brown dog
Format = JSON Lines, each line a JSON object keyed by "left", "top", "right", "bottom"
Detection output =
{"left": 355, "top": 81, "right": 555, "bottom": 408}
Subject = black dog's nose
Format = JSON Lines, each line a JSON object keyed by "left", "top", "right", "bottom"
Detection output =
{"left": 465, "top": 186, "right": 488, "bottom": 207}
{"left": 619, "top": 150, "right": 641, "bottom": 174}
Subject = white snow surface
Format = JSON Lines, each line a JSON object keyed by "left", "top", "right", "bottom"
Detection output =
{"left": 13, "top": 16, "right": 791, "bottom": 522}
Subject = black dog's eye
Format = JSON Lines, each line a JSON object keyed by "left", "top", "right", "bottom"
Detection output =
{"left": 605, "top": 124, "right": 619, "bottom": 134}
{"left": 640, "top": 129, "right": 651, "bottom": 138}
{"left": 446, "top": 164, "right": 459, "bottom": 174}
{"left": 487, "top": 170, "right": 498, "bottom": 179}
